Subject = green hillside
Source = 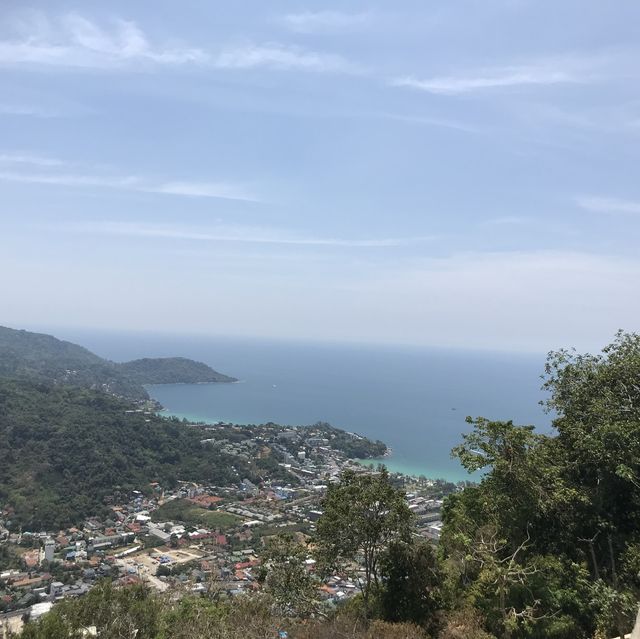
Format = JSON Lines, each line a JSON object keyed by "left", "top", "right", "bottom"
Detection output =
{"left": 0, "top": 325, "right": 147, "bottom": 399}
{"left": 117, "top": 356, "right": 237, "bottom": 384}
{"left": 0, "top": 326, "right": 236, "bottom": 402}
{"left": 0, "top": 380, "right": 252, "bottom": 529}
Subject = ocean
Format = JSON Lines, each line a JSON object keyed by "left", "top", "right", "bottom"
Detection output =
{"left": 56, "top": 329, "right": 550, "bottom": 482}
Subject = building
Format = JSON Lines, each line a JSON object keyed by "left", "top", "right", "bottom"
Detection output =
{"left": 50, "top": 581, "right": 64, "bottom": 600}
{"left": 43, "top": 538, "right": 55, "bottom": 563}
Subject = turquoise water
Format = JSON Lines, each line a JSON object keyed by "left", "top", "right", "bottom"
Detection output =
{"left": 56, "top": 330, "right": 550, "bottom": 482}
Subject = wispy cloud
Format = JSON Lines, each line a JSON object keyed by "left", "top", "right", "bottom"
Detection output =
{"left": 0, "top": 12, "right": 361, "bottom": 75}
{"left": 0, "top": 13, "right": 206, "bottom": 69}
{"left": 280, "top": 11, "right": 371, "bottom": 34}
{"left": 392, "top": 64, "right": 582, "bottom": 95}
{"left": 213, "top": 43, "right": 362, "bottom": 74}
{"left": 145, "top": 181, "right": 259, "bottom": 200}
{"left": 0, "top": 158, "right": 258, "bottom": 202}
{"left": 70, "top": 220, "right": 435, "bottom": 248}
{"left": 576, "top": 196, "right": 640, "bottom": 215}
{"left": 0, "top": 103, "right": 59, "bottom": 118}
{"left": 0, "top": 152, "right": 65, "bottom": 167}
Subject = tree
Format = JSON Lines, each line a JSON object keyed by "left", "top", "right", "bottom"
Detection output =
{"left": 314, "top": 468, "right": 413, "bottom": 614}
{"left": 440, "top": 332, "right": 640, "bottom": 638}
{"left": 20, "top": 581, "right": 164, "bottom": 639}
{"left": 541, "top": 331, "right": 640, "bottom": 637}
{"left": 378, "top": 539, "right": 441, "bottom": 630}
{"left": 262, "top": 533, "right": 316, "bottom": 617}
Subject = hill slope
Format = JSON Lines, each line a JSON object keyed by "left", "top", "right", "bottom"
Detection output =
{"left": 0, "top": 326, "right": 236, "bottom": 401}
{"left": 0, "top": 380, "right": 252, "bottom": 529}
{"left": 0, "top": 326, "right": 146, "bottom": 399}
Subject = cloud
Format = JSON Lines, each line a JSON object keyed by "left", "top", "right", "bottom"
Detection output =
{"left": 0, "top": 152, "right": 65, "bottom": 167}
{"left": 0, "top": 12, "right": 361, "bottom": 74}
{"left": 576, "top": 196, "right": 640, "bottom": 215}
{"left": 12, "top": 243, "right": 637, "bottom": 352}
{"left": 280, "top": 11, "right": 371, "bottom": 34}
{"left": 392, "top": 65, "right": 581, "bottom": 95}
{"left": 0, "top": 12, "right": 206, "bottom": 69}
{"left": 69, "top": 220, "right": 435, "bottom": 248}
{"left": 0, "top": 164, "right": 257, "bottom": 202}
{"left": 150, "top": 181, "right": 255, "bottom": 200}
{"left": 336, "top": 250, "right": 640, "bottom": 351}
{"left": 213, "top": 43, "right": 362, "bottom": 74}
{"left": 0, "top": 104, "right": 59, "bottom": 117}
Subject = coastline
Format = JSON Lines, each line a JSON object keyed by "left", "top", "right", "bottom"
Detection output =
{"left": 156, "top": 405, "right": 468, "bottom": 483}
{"left": 354, "top": 455, "right": 473, "bottom": 483}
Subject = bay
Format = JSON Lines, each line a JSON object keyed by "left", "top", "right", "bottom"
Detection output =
{"left": 57, "top": 329, "right": 550, "bottom": 482}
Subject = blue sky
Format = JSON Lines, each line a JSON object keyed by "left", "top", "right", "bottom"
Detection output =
{"left": 1, "top": 1, "right": 640, "bottom": 352}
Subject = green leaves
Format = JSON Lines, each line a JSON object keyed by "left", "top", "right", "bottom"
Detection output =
{"left": 262, "top": 533, "right": 316, "bottom": 617}
{"left": 0, "top": 380, "right": 257, "bottom": 529}
{"left": 441, "top": 332, "right": 640, "bottom": 638}
{"left": 378, "top": 540, "right": 442, "bottom": 629}
{"left": 314, "top": 469, "right": 413, "bottom": 613}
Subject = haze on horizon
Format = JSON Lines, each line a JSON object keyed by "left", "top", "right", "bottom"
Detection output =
{"left": 1, "top": 1, "right": 639, "bottom": 353}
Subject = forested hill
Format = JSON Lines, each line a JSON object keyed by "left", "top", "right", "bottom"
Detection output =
{"left": 117, "top": 357, "right": 237, "bottom": 384}
{"left": 0, "top": 379, "right": 252, "bottom": 529}
{"left": 0, "top": 326, "right": 236, "bottom": 401}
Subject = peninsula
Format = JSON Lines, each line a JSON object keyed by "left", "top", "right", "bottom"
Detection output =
{"left": 0, "top": 326, "right": 237, "bottom": 402}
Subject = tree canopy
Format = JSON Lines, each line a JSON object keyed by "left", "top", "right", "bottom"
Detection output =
{"left": 441, "top": 331, "right": 640, "bottom": 638}
{"left": 315, "top": 468, "right": 414, "bottom": 613}
{"left": 0, "top": 380, "right": 255, "bottom": 529}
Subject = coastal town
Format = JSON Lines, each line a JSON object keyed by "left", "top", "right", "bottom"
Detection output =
{"left": 0, "top": 418, "right": 460, "bottom": 637}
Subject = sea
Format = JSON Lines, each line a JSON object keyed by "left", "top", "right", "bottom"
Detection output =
{"left": 55, "top": 329, "right": 550, "bottom": 483}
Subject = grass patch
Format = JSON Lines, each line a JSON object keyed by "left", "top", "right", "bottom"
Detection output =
{"left": 151, "top": 498, "right": 240, "bottom": 530}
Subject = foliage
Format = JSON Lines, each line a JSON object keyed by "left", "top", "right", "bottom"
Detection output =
{"left": 0, "top": 325, "right": 148, "bottom": 400}
{"left": 438, "top": 608, "right": 496, "bottom": 639}
{"left": 0, "top": 325, "right": 235, "bottom": 402}
{"left": 16, "top": 581, "right": 432, "bottom": 639}
{"left": 118, "top": 357, "right": 237, "bottom": 385}
{"left": 261, "top": 533, "right": 316, "bottom": 617}
{"left": 441, "top": 332, "right": 640, "bottom": 638}
{"left": 11, "top": 330, "right": 640, "bottom": 638}
{"left": 311, "top": 422, "right": 388, "bottom": 459}
{"left": 314, "top": 468, "right": 413, "bottom": 612}
{"left": 378, "top": 539, "right": 441, "bottom": 630}
{"left": 0, "top": 381, "right": 257, "bottom": 529}
{"left": 20, "top": 581, "right": 164, "bottom": 639}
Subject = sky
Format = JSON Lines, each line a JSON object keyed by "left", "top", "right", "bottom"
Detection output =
{"left": 1, "top": 1, "right": 640, "bottom": 353}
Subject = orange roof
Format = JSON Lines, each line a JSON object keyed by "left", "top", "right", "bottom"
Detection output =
{"left": 13, "top": 575, "right": 50, "bottom": 588}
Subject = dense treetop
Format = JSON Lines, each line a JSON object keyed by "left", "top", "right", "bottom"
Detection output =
{"left": 441, "top": 331, "right": 640, "bottom": 638}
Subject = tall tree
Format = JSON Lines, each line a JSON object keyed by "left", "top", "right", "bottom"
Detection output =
{"left": 378, "top": 539, "right": 441, "bottom": 630}
{"left": 441, "top": 332, "right": 640, "bottom": 638}
{"left": 314, "top": 468, "right": 413, "bottom": 614}
{"left": 261, "top": 533, "right": 316, "bottom": 617}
